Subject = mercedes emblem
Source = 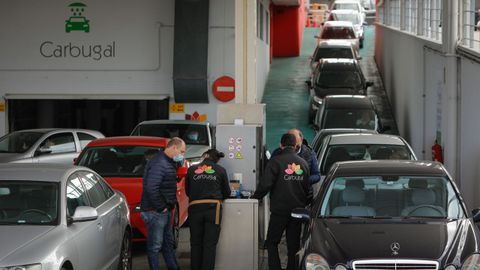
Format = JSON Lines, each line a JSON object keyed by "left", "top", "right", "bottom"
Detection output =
{"left": 390, "top": 242, "right": 400, "bottom": 255}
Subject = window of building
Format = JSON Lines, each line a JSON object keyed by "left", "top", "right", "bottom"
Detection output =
{"left": 460, "top": 0, "right": 480, "bottom": 50}
{"left": 259, "top": 3, "right": 264, "bottom": 41}
{"left": 404, "top": 0, "right": 417, "bottom": 33}
{"left": 421, "top": 0, "right": 442, "bottom": 41}
{"left": 389, "top": 0, "right": 401, "bottom": 28}
{"left": 266, "top": 10, "right": 270, "bottom": 44}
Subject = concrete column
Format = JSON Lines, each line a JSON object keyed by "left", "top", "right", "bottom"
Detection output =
{"left": 235, "top": 0, "right": 257, "bottom": 104}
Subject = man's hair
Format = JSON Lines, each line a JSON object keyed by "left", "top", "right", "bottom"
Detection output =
{"left": 281, "top": 133, "right": 296, "bottom": 147}
{"left": 202, "top": 148, "right": 225, "bottom": 163}
{"left": 167, "top": 137, "right": 185, "bottom": 148}
{"left": 288, "top": 128, "right": 303, "bottom": 139}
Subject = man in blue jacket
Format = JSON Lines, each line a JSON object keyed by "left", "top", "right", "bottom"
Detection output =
{"left": 140, "top": 137, "right": 186, "bottom": 270}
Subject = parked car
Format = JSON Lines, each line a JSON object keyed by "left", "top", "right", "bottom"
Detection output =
{"left": 327, "top": 10, "right": 366, "bottom": 48}
{"left": 313, "top": 95, "right": 389, "bottom": 132}
{"left": 330, "top": 0, "right": 366, "bottom": 20}
{"left": 308, "top": 60, "right": 373, "bottom": 122}
{"left": 360, "top": 0, "right": 376, "bottom": 17}
{"left": 309, "top": 40, "right": 360, "bottom": 73}
{"left": 0, "top": 163, "right": 132, "bottom": 270}
{"left": 311, "top": 128, "right": 378, "bottom": 154}
{"left": 131, "top": 120, "right": 213, "bottom": 165}
{"left": 75, "top": 136, "right": 189, "bottom": 246}
{"left": 317, "top": 133, "right": 417, "bottom": 176}
{"left": 292, "top": 160, "right": 480, "bottom": 270}
{"left": 315, "top": 21, "right": 360, "bottom": 53}
{"left": 0, "top": 128, "right": 104, "bottom": 164}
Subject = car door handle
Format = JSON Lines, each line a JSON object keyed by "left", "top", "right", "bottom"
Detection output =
{"left": 97, "top": 222, "right": 103, "bottom": 231}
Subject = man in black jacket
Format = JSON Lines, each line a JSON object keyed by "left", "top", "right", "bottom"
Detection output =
{"left": 185, "top": 149, "right": 230, "bottom": 270}
{"left": 140, "top": 137, "right": 186, "bottom": 270}
{"left": 253, "top": 133, "right": 312, "bottom": 270}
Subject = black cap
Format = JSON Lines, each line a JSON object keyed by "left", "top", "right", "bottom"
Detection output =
{"left": 281, "top": 133, "right": 296, "bottom": 147}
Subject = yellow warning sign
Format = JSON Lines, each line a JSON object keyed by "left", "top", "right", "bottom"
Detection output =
{"left": 0, "top": 103, "right": 5, "bottom": 112}
{"left": 170, "top": 103, "right": 184, "bottom": 113}
{"left": 235, "top": 152, "right": 243, "bottom": 159}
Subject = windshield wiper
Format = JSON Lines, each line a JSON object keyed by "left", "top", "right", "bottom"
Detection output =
{"left": 358, "top": 216, "right": 393, "bottom": 219}
{"left": 402, "top": 216, "right": 446, "bottom": 219}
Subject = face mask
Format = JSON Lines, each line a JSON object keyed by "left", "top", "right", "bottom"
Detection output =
{"left": 173, "top": 154, "right": 184, "bottom": 163}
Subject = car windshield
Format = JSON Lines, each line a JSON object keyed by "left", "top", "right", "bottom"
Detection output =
{"left": 77, "top": 146, "right": 162, "bottom": 177}
{"left": 316, "top": 70, "right": 362, "bottom": 88}
{"left": 321, "top": 26, "right": 356, "bottom": 39}
{"left": 132, "top": 123, "right": 209, "bottom": 146}
{"left": 319, "top": 176, "right": 466, "bottom": 219}
{"left": 329, "top": 13, "right": 361, "bottom": 24}
{"left": 323, "top": 109, "right": 376, "bottom": 130}
{"left": 320, "top": 144, "right": 412, "bottom": 174}
{"left": 314, "top": 48, "right": 354, "bottom": 61}
{"left": 0, "top": 131, "right": 44, "bottom": 153}
{"left": 333, "top": 3, "right": 360, "bottom": 11}
{"left": 0, "top": 181, "right": 59, "bottom": 225}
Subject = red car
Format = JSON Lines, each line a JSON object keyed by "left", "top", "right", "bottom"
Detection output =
{"left": 75, "top": 136, "right": 189, "bottom": 245}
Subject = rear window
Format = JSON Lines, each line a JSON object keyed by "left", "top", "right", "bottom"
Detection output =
{"left": 314, "top": 47, "right": 354, "bottom": 61}
{"left": 333, "top": 3, "right": 360, "bottom": 11}
{"left": 321, "top": 26, "right": 356, "bottom": 39}
{"left": 132, "top": 123, "right": 209, "bottom": 146}
{"left": 77, "top": 146, "right": 161, "bottom": 177}
{"left": 323, "top": 109, "right": 376, "bottom": 130}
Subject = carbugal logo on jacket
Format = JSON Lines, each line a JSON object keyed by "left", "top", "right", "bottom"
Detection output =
{"left": 284, "top": 163, "right": 304, "bottom": 181}
{"left": 193, "top": 165, "right": 217, "bottom": 181}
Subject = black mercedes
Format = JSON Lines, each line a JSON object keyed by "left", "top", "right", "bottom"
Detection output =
{"left": 292, "top": 160, "right": 480, "bottom": 270}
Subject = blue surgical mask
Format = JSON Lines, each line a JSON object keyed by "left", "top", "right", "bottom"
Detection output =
{"left": 173, "top": 154, "right": 184, "bottom": 163}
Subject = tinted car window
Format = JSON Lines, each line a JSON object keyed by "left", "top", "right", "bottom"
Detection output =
{"left": 78, "top": 132, "right": 97, "bottom": 149}
{"left": 316, "top": 70, "right": 362, "bottom": 88}
{"left": 0, "top": 131, "right": 44, "bottom": 153}
{"left": 0, "top": 181, "right": 58, "bottom": 225}
{"left": 79, "top": 171, "right": 109, "bottom": 208}
{"left": 39, "top": 133, "right": 76, "bottom": 154}
{"left": 66, "top": 174, "right": 90, "bottom": 216}
{"left": 323, "top": 109, "right": 376, "bottom": 129}
{"left": 94, "top": 173, "right": 115, "bottom": 198}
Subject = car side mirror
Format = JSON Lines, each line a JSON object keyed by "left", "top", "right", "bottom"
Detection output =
{"left": 35, "top": 147, "right": 52, "bottom": 156}
{"left": 472, "top": 209, "right": 480, "bottom": 222}
{"left": 291, "top": 208, "right": 311, "bottom": 222}
{"left": 314, "top": 35, "right": 320, "bottom": 39}
{"left": 366, "top": 81, "right": 374, "bottom": 87}
{"left": 72, "top": 206, "right": 98, "bottom": 223}
{"left": 363, "top": 21, "right": 368, "bottom": 26}
{"left": 177, "top": 166, "right": 188, "bottom": 180}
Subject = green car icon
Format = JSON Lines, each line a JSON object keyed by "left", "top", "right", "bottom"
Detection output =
{"left": 65, "top": 16, "right": 90, "bottom": 33}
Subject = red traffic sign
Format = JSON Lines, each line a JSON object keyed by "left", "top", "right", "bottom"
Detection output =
{"left": 212, "top": 76, "right": 235, "bottom": 102}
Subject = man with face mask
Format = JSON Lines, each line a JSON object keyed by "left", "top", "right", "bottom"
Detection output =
{"left": 140, "top": 137, "right": 186, "bottom": 270}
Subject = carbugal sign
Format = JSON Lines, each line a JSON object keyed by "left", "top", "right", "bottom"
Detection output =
{"left": 40, "top": 41, "right": 116, "bottom": 61}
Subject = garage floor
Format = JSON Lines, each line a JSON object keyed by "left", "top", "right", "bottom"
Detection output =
{"left": 132, "top": 23, "right": 398, "bottom": 270}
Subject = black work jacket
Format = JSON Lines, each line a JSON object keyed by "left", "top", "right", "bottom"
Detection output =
{"left": 140, "top": 150, "right": 178, "bottom": 211}
{"left": 185, "top": 160, "right": 231, "bottom": 201}
{"left": 253, "top": 147, "right": 312, "bottom": 216}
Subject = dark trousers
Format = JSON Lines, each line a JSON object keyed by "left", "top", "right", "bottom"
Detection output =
{"left": 266, "top": 213, "right": 302, "bottom": 270}
{"left": 189, "top": 204, "right": 221, "bottom": 270}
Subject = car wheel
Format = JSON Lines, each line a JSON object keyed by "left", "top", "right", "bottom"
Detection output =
{"left": 118, "top": 231, "right": 132, "bottom": 270}
{"left": 172, "top": 204, "right": 180, "bottom": 249}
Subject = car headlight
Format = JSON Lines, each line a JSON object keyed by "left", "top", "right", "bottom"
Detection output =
{"left": 305, "top": 253, "right": 330, "bottom": 270}
{"left": 0, "top": 264, "right": 42, "bottom": 270}
{"left": 462, "top": 254, "right": 480, "bottom": 270}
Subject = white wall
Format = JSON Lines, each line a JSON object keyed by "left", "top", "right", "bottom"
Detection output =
{"left": 0, "top": 0, "right": 272, "bottom": 133}
{"left": 376, "top": 24, "right": 480, "bottom": 208}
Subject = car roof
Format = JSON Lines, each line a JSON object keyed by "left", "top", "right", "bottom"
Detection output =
{"left": 324, "top": 95, "right": 372, "bottom": 109}
{"left": 333, "top": 0, "right": 362, "bottom": 4}
{"left": 319, "top": 58, "right": 357, "bottom": 70}
{"left": 332, "top": 160, "right": 447, "bottom": 177}
{"left": 327, "top": 133, "right": 406, "bottom": 145}
{"left": 317, "top": 40, "right": 353, "bottom": 48}
{"left": 330, "top": 9, "right": 361, "bottom": 15}
{"left": 10, "top": 128, "right": 104, "bottom": 136}
{"left": 0, "top": 163, "right": 83, "bottom": 182}
{"left": 137, "top": 120, "right": 210, "bottom": 126}
{"left": 317, "top": 128, "right": 378, "bottom": 136}
{"left": 323, "top": 21, "right": 355, "bottom": 27}
{"left": 85, "top": 136, "right": 169, "bottom": 147}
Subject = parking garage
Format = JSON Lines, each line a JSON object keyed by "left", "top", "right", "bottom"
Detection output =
{"left": 2, "top": 0, "right": 480, "bottom": 269}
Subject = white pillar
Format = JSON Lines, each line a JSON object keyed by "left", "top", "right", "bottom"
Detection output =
{"left": 235, "top": 0, "right": 257, "bottom": 104}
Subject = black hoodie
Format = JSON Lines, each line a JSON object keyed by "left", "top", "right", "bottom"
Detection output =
{"left": 253, "top": 147, "right": 312, "bottom": 216}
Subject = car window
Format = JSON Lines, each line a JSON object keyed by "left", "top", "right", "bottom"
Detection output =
{"left": 39, "top": 133, "right": 76, "bottom": 154}
{"left": 323, "top": 109, "right": 376, "bottom": 130}
{"left": 329, "top": 13, "right": 361, "bottom": 24}
{"left": 333, "top": 3, "right": 360, "bottom": 11}
{"left": 314, "top": 48, "right": 354, "bottom": 61}
{"left": 321, "top": 27, "right": 356, "bottom": 39}
{"left": 66, "top": 174, "right": 90, "bottom": 216}
{"left": 79, "top": 171, "right": 109, "bottom": 208}
{"left": 78, "top": 132, "right": 97, "bottom": 150}
{"left": 93, "top": 173, "right": 115, "bottom": 198}
{"left": 319, "top": 176, "right": 465, "bottom": 219}
{"left": 0, "top": 131, "right": 44, "bottom": 153}
{"left": 316, "top": 70, "right": 362, "bottom": 88}
{"left": 133, "top": 123, "right": 209, "bottom": 146}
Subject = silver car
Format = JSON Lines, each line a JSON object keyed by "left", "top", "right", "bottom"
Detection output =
{"left": 0, "top": 163, "right": 132, "bottom": 270}
{"left": 0, "top": 129, "right": 104, "bottom": 164}
{"left": 131, "top": 120, "right": 213, "bottom": 164}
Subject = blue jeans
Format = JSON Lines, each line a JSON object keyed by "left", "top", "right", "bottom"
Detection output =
{"left": 141, "top": 210, "right": 179, "bottom": 270}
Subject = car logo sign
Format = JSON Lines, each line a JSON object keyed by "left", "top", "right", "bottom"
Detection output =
{"left": 390, "top": 242, "right": 400, "bottom": 255}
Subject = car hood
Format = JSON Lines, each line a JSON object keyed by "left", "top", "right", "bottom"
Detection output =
{"left": 185, "top": 144, "right": 209, "bottom": 159}
{"left": 0, "top": 225, "right": 55, "bottom": 263}
{"left": 307, "top": 218, "right": 479, "bottom": 265}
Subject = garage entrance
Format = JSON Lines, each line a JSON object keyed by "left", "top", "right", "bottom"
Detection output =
{"left": 7, "top": 98, "right": 169, "bottom": 136}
